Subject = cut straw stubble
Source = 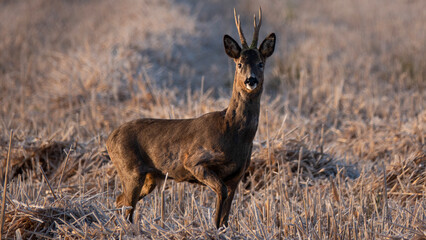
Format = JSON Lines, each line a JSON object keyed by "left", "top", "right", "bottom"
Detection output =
{"left": 0, "top": 130, "right": 13, "bottom": 240}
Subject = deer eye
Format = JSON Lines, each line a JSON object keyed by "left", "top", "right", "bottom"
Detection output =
{"left": 258, "top": 62, "right": 264, "bottom": 69}
{"left": 238, "top": 63, "right": 242, "bottom": 69}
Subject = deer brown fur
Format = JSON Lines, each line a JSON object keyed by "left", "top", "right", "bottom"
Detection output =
{"left": 106, "top": 8, "right": 275, "bottom": 228}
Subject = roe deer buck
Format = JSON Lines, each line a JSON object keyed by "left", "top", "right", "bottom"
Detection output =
{"left": 106, "top": 8, "right": 275, "bottom": 228}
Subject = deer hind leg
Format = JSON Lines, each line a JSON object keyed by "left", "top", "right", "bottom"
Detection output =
{"left": 139, "top": 172, "right": 157, "bottom": 200}
{"left": 116, "top": 172, "right": 146, "bottom": 222}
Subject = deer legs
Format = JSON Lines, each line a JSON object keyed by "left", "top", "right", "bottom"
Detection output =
{"left": 139, "top": 172, "right": 157, "bottom": 200}
{"left": 115, "top": 174, "right": 144, "bottom": 222}
{"left": 219, "top": 183, "right": 238, "bottom": 227}
{"left": 185, "top": 163, "right": 228, "bottom": 228}
{"left": 115, "top": 172, "right": 158, "bottom": 222}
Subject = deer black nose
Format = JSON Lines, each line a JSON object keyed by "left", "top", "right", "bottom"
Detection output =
{"left": 244, "top": 77, "right": 259, "bottom": 90}
{"left": 244, "top": 77, "right": 258, "bottom": 87}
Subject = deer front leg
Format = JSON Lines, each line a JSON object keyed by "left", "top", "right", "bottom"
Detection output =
{"left": 184, "top": 161, "right": 228, "bottom": 228}
{"left": 219, "top": 183, "right": 238, "bottom": 227}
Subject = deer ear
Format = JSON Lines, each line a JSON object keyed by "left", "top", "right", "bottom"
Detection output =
{"left": 259, "top": 33, "right": 276, "bottom": 58}
{"left": 224, "top": 35, "right": 241, "bottom": 59}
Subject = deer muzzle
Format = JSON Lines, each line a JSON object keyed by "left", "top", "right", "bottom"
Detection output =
{"left": 244, "top": 77, "right": 259, "bottom": 90}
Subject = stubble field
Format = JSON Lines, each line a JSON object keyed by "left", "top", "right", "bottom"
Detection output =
{"left": 0, "top": 0, "right": 425, "bottom": 239}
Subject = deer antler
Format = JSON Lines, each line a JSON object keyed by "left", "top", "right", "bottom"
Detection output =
{"left": 250, "top": 7, "right": 262, "bottom": 48}
{"left": 234, "top": 8, "right": 249, "bottom": 49}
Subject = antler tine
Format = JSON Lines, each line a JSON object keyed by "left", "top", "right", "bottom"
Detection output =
{"left": 250, "top": 7, "right": 262, "bottom": 48}
{"left": 234, "top": 8, "right": 249, "bottom": 49}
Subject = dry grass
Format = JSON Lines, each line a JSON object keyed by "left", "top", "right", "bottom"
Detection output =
{"left": 1, "top": 0, "right": 425, "bottom": 239}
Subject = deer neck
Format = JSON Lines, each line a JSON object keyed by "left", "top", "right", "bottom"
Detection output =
{"left": 224, "top": 82, "right": 262, "bottom": 135}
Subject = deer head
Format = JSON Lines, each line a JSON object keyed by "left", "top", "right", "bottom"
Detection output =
{"left": 223, "top": 8, "right": 276, "bottom": 96}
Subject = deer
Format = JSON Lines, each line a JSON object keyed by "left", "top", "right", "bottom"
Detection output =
{"left": 106, "top": 8, "right": 275, "bottom": 228}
